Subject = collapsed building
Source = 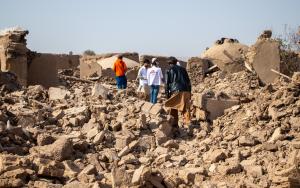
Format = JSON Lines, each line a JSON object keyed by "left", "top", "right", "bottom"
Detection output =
{"left": 0, "top": 28, "right": 80, "bottom": 87}
{"left": 200, "top": 31, "right": 300, "bottom": 84}
{"left": 201, "top": 38, "right": 248, "bottom": 74}
{"left": 0, "top": 28, "right": 187, "bottom": 89}
{"left": 189, "top": 31, "right": 300, "bottom": 122}
{"left": 0, "top": 28, "right": 300, "bottom": 187}
{"left": 0, "top": 29, "right": 29, "bottom": 86}
{"left": 80, "top": 52, "right": 140, "bottom": 80}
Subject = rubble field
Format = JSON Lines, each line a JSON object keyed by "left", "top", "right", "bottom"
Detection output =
{"left": 0, "top": 29, "right": 300, "bottom": 188}
{"left": 0, "top": 66, "right": 300, "bottom": 188}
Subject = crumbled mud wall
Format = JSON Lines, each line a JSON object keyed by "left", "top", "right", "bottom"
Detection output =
{"left": 0, "top": 29, "right": 29, "bottom": 86}
{"left": 187, "top": 57, "right": 210, "bottom": 85}
{"left": 27, "top": 53, "right": 59, "bottom": 87}
{"left": 0, "top": 28, "right": 79, "bottom": 87}
{"left": 201, "top": 39, "right": 248, "bottom": 74}
{"left": 81, "top": 52, "right": 139, "bottom": 64}
{"left": 55, "top": 54, "right": 80, "bottom": 70}
{"left": 247, "top": 39, "right": 281, "bottom": 84}
{"left": 80, "top": 52, "right": 139, "bottom": 79}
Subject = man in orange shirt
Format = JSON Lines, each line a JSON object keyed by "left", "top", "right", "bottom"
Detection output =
{"left": 113, "top": 55, "right": 128, "bottom": 89}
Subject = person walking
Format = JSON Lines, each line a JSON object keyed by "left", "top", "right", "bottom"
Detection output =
{"left": 113, "top": 55, "right": 127, "bottom": 89}
{"left": 147, "top": 58, "right": 163, "bottom": 104}
{"left": 136, "top": 59, "right": 150, "bottom": 100}
{"left": 165, "top": 56, "right": 192, "bottom": 127}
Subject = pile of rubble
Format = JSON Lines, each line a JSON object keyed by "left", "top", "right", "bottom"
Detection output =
{"left": 193, "top": 73, "right": 300, "bottom": 187}
{"left": 192, "top": 71, "right": 260, "bottom": 100}
{"left": 186, "top": 57, "right": 212, "bottom": 85}
{"left": 0, "top": 72, "right": 183, "bottom": 187}
{"left": 0, "top": 71, "right": 21, "bottom": 94}
{"left": 0, "top": 29, "right": 300, "bottom": 188}
{"left": 1, "top": 68, "right": 300, "bottom": 188}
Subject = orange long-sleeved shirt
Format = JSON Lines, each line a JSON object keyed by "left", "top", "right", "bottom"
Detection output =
{"left": 113, "top": 59, "right": 127, "bottom": 77}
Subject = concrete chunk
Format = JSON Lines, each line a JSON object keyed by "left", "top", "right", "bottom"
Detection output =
{"left": 203, "top": 149, "right": 227, "bottom": 164}
{"left": 247, "top": 39, "right": 281, "bottom": 84}
{"left": 29, "top": 137, "right": 73, "bottom": 161}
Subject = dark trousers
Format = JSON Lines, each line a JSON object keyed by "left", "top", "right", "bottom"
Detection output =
{"left": 116, "top": 76, "right": 127, "bottom": 89}
{"left": 150, "top": 85, "right": 160, "bottom": 104}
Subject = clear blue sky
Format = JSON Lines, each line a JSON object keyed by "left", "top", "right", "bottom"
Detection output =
{"left": 1, "top": 0, "right": 299, "bottom": 58}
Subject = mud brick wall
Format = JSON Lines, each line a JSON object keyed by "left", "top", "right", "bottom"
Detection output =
{"left": 27, "top": 53, "right": 59, "bottom": 88}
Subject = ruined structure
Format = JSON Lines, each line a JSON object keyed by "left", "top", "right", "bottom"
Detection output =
{"left": 201, "top": 38, "right": 249, "bottom": 74}
{"left": 0, "top": 28, "right": 80, "bottom": 87}
{"left": 1, "top": 28, "right": 300, "bottom": 187}
{"left": 80, "top": 52, "right": 139, "bottom": 79}
{"left": 186, "top": 57, "right": 211, "bottom": 85}
{"left": 247, "top": 31, "right": 300, "bottom": 84}
{"left": 0, "top": 28, "right": 29, "bottom": 86}
{"left": 1, "top": 66, "right": 300, "bottom": 187}
{"left": 247, "top": 39, "right": 281, "bottom": 84}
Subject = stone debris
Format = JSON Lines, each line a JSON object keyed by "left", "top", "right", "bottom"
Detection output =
{"left": 48, "top": 87, "right": 70, "bottom": 100}
{"left": 187, "top": 57, "right": 211, "bottom": 85}
{"left": 29, "top": 137, "right": 73, "bottom": 161}
{"left": 0, "top": 72, "right": 20, "bottom": 93}
{"left": 0, "top": 29, "right": 300, "bottom": 187}
{"left": 91, "top": 83, "right": 109, "bottom": 99}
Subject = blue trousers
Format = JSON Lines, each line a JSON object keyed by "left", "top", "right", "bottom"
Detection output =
{"left": 116, "top": 76, "right": 127, "bottom": 89}
{"left": 150, "top": 85, "right": 160, "bottom": 104}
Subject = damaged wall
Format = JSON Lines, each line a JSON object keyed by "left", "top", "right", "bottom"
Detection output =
{"left": 0, "top": 28, "right": 80, "bottom": 87}
{"left": 28, "top": 53, "right": 80, "bottom": 87}
{"left": 80, "top": 52, "right": 139, "bottom": 79}
{"left": 187, "top": 57, "right": 210, "bottom": 84}
{"left": 193, "top": 93, "right": 239, "bottom": 121}
{"left": 80, "top": 60, "right": 102, "bottom": 79}
{"left": 28, "top": 53, "right": 59, "bottom": 87}
{"left": 55, "top": 54, "right": 80, "bottom": 70}
{"left": 201, "top": 38, "right": 248, "bottom": 74}
{"left": 245, "top": 31, "right": 299, "bottom": 85}
{"left": 247, "top": 39, "right": 281, "bottom": 84}
{"left": 81, "top": 52, "right": 139, "bottom": 64}
{"left": 0, "top": 29, "right": 29, "bottom": 86}
{"left": 27, "top": 53, "right": 80, "bottom": 87}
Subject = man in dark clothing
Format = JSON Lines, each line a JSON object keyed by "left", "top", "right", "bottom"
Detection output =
{"left": 165, "top": 56, "right": 192, "bottom": 127}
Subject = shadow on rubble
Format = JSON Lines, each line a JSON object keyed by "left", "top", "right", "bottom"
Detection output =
{"left": 0, "top": 72, "right": 21, "bottom": 95}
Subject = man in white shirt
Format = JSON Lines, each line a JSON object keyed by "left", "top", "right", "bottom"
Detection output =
{"left": 136, "top": 59, "right": 150, "bottom": 100}
{"left": 147, "top": 58, "right": 163, "bottom": 104}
